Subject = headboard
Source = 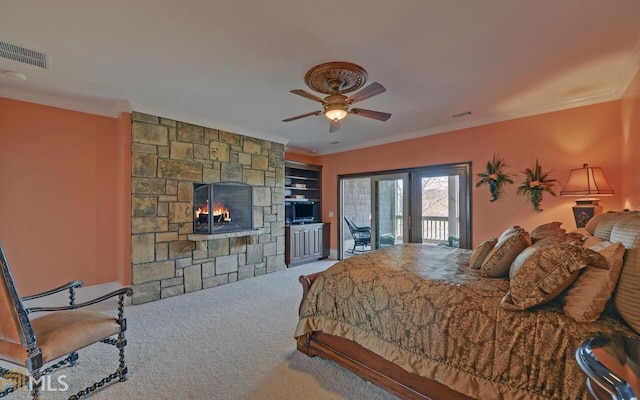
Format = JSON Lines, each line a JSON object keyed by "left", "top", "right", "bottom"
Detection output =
{"left": 585, "top": 211, "right": 640, "bottom": 334}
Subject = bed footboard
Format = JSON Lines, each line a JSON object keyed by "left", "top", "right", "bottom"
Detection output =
{"left": 296, "top": 272, "right": 474, "bottom": 400}
{"left": 298, "top": 272, "right": 321, "bottom": 315}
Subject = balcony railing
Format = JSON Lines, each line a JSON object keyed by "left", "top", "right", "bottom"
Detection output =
{"left": 422, "top": 216, "right": 449, "bottom": 242}
{"left": 393, "top": 215, "right": 452, "bottom": 243}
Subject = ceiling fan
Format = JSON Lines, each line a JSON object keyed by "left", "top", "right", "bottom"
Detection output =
{"left": 283, "top": 61, "right": 391, "bottom": 133}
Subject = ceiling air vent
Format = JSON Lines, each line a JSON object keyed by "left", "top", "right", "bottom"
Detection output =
{"left": 0, "top": 40, "right": 47, "bottom": 69}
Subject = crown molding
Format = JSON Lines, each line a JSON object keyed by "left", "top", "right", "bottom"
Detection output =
{"left": 611, "top": 37, "right": 640, "bottom": 98}
{"left": 0, "top": 86, "right": 131, "bottom": 118}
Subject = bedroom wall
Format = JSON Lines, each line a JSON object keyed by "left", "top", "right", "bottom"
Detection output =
{"left": 0, "top": 97, "right": 131, "bottom": 296}
{"left": 620, "top": 67, "right": 640, "bottom": 210}
{"left": 312, "top": 101, "right": 625, "bottom": 249}
{"left": 2, "top": 74, "right": 635, "bottom": 294}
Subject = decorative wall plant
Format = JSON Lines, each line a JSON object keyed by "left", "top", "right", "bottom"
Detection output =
{"left": 476, "top": 154, "right": 513, "bottom": 202}
{"left": 516, "top": 159, "right": 558, "bottom": 211}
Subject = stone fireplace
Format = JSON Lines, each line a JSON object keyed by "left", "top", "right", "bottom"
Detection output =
{"left": 131, "top": 112, "right": 286, "bottom": 304}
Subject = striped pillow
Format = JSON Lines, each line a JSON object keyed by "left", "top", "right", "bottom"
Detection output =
{"left": 611, "top": 216, "right": 640, "bottom": 334}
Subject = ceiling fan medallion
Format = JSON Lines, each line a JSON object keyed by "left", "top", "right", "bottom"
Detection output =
{"left": 283, "top": 61, "right": 391, "bottom": 133}
{"left": 304, "top": 61, "right": 368, "bottom": 95}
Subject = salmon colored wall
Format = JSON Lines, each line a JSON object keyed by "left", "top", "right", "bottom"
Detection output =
{"left": 309, "top": 101, "right": 624, "bottom": 250}
{"left": 0, "top": 97, "right": 130, "bottom": 295}
{"left": 620, "top": 68, "right": 640, "bottom": 210}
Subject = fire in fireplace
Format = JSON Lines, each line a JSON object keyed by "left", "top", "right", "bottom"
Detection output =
{"left": 194, "top": 183, "right": 253, "bottom": 234}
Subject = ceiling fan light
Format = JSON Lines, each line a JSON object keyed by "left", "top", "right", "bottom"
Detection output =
{"left": 324, "top": 103, "right": 348, "bottom": 121}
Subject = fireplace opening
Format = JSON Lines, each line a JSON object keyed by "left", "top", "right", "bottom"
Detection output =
{"left": 194, "top": 182, "right": 253, "bottom": 234}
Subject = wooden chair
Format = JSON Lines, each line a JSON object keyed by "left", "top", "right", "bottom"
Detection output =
{"left": 344, "top": 216, "right": 371, "bottom": 253}
{"left": 0, "top": 243, "right": 132, "bottom": 399}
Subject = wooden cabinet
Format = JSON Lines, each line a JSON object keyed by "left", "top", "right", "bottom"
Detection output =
{"left": 285, "top": 161, "right": 330, "bottom": 266}
{"left": 286, "top": 223, "right": 324, "bottom": 267}
{"left": 322, "top": 222, "right": 331, "bottom": 259}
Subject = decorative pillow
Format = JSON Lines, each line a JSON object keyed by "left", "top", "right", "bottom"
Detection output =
{"left": 530, "top": 235, "right": 565, "bottom": 248}
{"left": 569, "top": 228, "right": 591, "bottom": 239}
{"left": 480, "top": 231, "right": 531, "bottom": 278}
{"left": 611, "top": 215, "right": 640, "bottom": 334}
{"left": 563, "top": 241, "right": 625, "bottom": 322}
{"left": 565, "top": 231, "right": 585, "bottom": 246}
{"left": 469, "top": 238, "right": 498, "bottom": 269}
{"left": 501, "top": 243, "right": 609, "bottom": 310}
{"left": 530, "top": 221, "right": 566, "bottom": 243}
{"left": 583, "top": 236, "right": 604, "bottom": 248}
{"left": 498, "top": 226, "right": 524, "bottom": 242}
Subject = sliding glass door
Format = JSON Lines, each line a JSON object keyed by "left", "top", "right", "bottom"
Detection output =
{"left": 339, "top": 163, "right": 470, "bottom": 259}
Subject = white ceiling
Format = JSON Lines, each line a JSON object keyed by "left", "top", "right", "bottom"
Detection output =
{"left": 1, "top": 1, "right": 639, "bottom": 155}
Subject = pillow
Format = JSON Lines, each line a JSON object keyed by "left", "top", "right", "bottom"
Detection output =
{"left": 593, "top": 213, "right": 637, "bottom": 240}
{"left": 563, "top": 241, "right": 625, "bottom": 322}
{"left": 585, "top": 212, "right": 622, "bottom": 236}
{"left": 611, "top": 215, "right": 640, "bottom": 334}
{"left": 530, "top": 235, "right": 565, "bottom": 248}
{"left": 480, "top": 231, "right": 531, "bottom": 278}
{"left": 469, "top": 238, "right": 498, "bottom": 269}
{"left": 498, "top": 226, "right": 524, "bottom": 242}
{"left": 565, "top": 231, "right": 585, "bottom": 246}
{"left": 569, "top": 228, "right": 590, "bottom": 239}
{"left": 583, "top": 236, "right": 604, "bottom": 248}
{"left": 501, "top": 243, "right": 609, "bottom": 310}
{"left": 530, "top": 221, "right": 566, "bottom": 243}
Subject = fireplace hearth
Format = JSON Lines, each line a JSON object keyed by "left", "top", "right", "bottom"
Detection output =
{"left": 194, "top": 182, "right": 253, "bottom": 234}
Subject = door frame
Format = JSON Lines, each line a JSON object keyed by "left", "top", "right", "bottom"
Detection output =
{"left": 410, "top": 163, "right": 471, "bottom": 249}
{"left": 338, "top": 162, "right": 472, "bottom": 259}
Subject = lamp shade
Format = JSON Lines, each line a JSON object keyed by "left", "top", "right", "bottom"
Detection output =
{"left": 560, "top": 164, "right": 614, "bottom": 197}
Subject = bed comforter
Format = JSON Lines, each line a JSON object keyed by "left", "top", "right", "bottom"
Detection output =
{"left": 294, "top": 244, "right": 638, "bottom": 400}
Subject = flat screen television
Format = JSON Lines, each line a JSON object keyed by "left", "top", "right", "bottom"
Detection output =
{"left": 288, "top": 201, "right": 315, "bottom": 224}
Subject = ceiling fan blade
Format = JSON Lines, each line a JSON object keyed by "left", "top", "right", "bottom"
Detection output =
{"left": 350, "top": 108, "right": 392, "bottom": 121}
{"left": 290, "top": 89, "right": 325, "bottom": 103}
{"left": 345, "top": 82, "right": 386, "bottom": 105}
{"left": 282, "top": 111, "right": 322, "bottom": 122}
{"left": 329, "top": 119, "right": 340, "bottom": 133}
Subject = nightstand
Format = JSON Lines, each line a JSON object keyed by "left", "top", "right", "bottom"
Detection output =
{"left": 576, "top": 332, "right": 640, "bottom": 400}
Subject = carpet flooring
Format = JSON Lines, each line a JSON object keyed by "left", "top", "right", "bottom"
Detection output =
{"left": 2, "top": 260, "right": 398, "bottom": 400}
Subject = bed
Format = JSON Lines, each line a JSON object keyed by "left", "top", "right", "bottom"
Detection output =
{"left": 294, "top": 212, "right": 640, "bottom": 400}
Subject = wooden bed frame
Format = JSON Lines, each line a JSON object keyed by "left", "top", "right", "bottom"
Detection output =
{"left": 297, "top": 272, "right": 474, "bottom": 400}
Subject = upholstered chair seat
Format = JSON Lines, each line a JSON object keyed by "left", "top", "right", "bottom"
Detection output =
{"left": 32, "top": 311, "right": 121, "bottom": 364}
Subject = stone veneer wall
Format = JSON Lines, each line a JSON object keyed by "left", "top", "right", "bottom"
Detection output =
{"left": 130, "top": 112, "right": 286, "bottom": 304}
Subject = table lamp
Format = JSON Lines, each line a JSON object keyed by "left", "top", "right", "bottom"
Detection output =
{"left": 560, "top": 164, "right": 614, "bottom": 228}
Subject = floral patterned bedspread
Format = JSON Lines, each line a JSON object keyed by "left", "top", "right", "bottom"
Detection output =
{"left": 295, "top": 244, "right": 638, "bottom": 400}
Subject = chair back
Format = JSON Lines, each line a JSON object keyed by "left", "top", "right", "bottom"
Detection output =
{"left": 344, "top": 216, "right": 358, "bottom": 234}
{"left": 0, "top": 244, "right": 35, "bottom": 348}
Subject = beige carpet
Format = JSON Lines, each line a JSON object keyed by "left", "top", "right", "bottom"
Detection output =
{"left": 3, "top": 260, "right": 398, "bottom": 400}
